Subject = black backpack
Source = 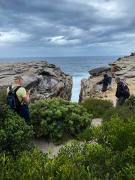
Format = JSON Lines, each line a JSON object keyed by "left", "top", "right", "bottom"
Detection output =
{"left": 122, "top": 83, "right": 130, "bottom": 98}
{"left": 7, "top": 86, "right": 22, "bottom": 111}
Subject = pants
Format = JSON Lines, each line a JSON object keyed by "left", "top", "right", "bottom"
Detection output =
{"left": 18, "top": 104, "right": 30, "bottom": 122}
{"left": 116, "top": 97, "right": 126, "bottom": 106}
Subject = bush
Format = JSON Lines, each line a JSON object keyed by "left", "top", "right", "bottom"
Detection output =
{"left": 103, "top": 106, "right": 135, "bottom": 122}
{"left": 81, "top": 98, "right": 113, "bottom": 118}
{"left": 0, "top": 88, "right": 7, "bottom": 105}
{"left": 1, "top": 142, "right": 135, "bottom": 179}
{"left": 125, "top": 95, "right": 135, "bottom": 110}
{"left": 0, "top": 106, "right": 33, "bottom": 156}
{"left": 0, "top": 149, "right": 50, "bottom": 180}
{"left": 30, "top": 98, "right": 92, "bottom": 142}
{"left": 95, "top": 117, "right": 135, "bottom": 152}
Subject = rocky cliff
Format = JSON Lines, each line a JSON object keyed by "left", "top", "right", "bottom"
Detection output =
{"left": 79, "top": 53, "right": 135, "bottom": 104}
{"left": 0, "top": 61, "right": 72, "bottom": 101}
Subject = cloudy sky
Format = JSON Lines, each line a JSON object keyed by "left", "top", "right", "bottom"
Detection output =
{"left": 0, "top": 0, "right": 135, "bottom": 57}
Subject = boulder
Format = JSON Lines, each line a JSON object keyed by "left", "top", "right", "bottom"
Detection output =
{"left": 0, "top": 61, "right": 72, "bottom": 101}
{"left": 89, "top": 67, "right": 111, "bottom": 76}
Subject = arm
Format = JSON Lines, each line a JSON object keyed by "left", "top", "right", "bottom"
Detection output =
{"left": 18, "top": 87, "right": 30, "bottom": 104}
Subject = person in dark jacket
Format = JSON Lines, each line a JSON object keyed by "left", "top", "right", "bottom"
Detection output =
{"left": 97, "top": 73, "right": 109, "bottom": 98}
{"left": 115, "top": 77, "right": 130, "bottom": 106}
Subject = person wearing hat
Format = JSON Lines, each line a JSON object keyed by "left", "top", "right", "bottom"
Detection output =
{"left": 7, "top": 76, "right": 30, "bottom": 122}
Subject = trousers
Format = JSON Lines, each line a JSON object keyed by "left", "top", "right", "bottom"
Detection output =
{"left": 17, "top": 104, "right": 30, "bottom": 122}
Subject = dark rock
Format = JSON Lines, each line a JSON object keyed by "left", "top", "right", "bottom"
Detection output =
{"left": 130, "top": 52, "right": 135, "bottom": 56}
{"left": 89, "top": 67, "right": 111, "bottom": 76}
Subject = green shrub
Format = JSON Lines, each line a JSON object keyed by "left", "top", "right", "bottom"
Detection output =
{"left": 125, "top": 95, "right": 135, "bottom": 110}
{"left": 0, "top": 149, "right": 50, "bottom": 180}
{"left": 52, "top": 142, "right": 118, "bottom": 179}
{"left": 0, "top": 106, "right": 33, "bottom": 156}
{"left": 81, "top": 98, "right": 113, "bottom": 118}
{"left": 103, "top": 106, "right": 135, "bottom": 122}
{"left": 30, "top": 98, "right": 92, "bottom": 142}
{"left": 95, "top": 117, "right": 135, "bottom": 152}
{"left": 0, "top": 88, "right": 7, "bottom": 105}
{"left": 1, "top": 142, "right": 135, "bottom": 179}
{"left": 77, "top": 127, "right": 94, "bottom": 142}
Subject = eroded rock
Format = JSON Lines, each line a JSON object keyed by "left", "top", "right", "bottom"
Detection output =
{"left": 0, "top": 61, "right": 72, "bottom": 101}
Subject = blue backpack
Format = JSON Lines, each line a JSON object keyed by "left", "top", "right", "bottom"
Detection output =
{"left": 7, "top": 86, "right": 22, "bottom": 111}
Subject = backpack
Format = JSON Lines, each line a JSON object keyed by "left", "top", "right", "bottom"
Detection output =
{"left": 7, "top": 86, "right": 22, "bottom": 111}
{"left": 122, "top": 83, "right": 130, "bottom": 98}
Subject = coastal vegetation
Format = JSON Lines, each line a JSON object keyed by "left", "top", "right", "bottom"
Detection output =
{"left": 1, "top": 93, "right": 135, "bottom": 178}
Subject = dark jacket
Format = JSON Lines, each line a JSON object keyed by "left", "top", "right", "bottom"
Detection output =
{"left": 98, "top": 74, "right": 109, "bottom": 87}
{"left": 116, "top": 81, "right": 130, "bottom": 98}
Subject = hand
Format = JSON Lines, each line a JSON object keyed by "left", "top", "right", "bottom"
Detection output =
{"left": 27, "top": 89, "right": 31, "bottom": 95}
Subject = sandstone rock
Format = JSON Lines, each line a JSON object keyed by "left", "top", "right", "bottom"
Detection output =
{"left": 0, "top": 61, "right": 72, "bottom": 101}
{"left": 89, "top": 67, "right": 111, "bottom": 76}
{"left": 79, "top": 53, "right": 135, "bottom": 102}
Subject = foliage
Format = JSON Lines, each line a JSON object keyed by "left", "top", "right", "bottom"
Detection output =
{"left": 95, "top": 117, "right": 135, "bottom": 152}
{"left": 77, "top": 127, "right": 94, "bottom": 142}
{"left": 103, "top": 105, "right": 135, "bottom": 122}
{"left": 1, "top": 97, "right": 135, "bottom": 179}
{"left": 0, "top": 149, "right": 50, "bottom": 180}
{"left": 1, "top": 142, "right": 135, "bottom": 179}
{"left": 81, "top": 98, "right": 113, "bottom": 118}
{"left": 0, "top": 106, "right": 33, "bottom": 156}
{"left": 30, "top": 98, "right": 92, "bottom": 142}
{"left": 0, "top": 88, "right": 7, "bottom": 105}
{"left": 125, "top": 95, "right": 135, "bottom": 110}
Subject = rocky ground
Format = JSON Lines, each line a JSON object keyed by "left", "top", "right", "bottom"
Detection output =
{"left": 0, "top": 61, "right": 72, "bottom": 101}
{"left": 79, "top": 53, "right": 135, "bottom": 105}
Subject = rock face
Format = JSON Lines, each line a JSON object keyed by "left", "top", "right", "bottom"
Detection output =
{"left": 0, "top": 61, "right": 72, "bottom": 101}
{"left": 79, "top": 53, "right": 135, "bottom": 103}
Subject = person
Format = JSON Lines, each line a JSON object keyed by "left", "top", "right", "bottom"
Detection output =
{"left": 7, "top": 76, "right": 30, "bottom": 122}
{"left": 107, "top": 71, "right": 113, "bottom": 89}
{"left": 115, "top": 77, "right": 130, "bottom": 106}
{"left": 97, "top": 73, "right": 109, "bottom": 98}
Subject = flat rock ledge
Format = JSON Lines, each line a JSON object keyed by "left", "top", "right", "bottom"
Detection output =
{"left": 0, "top": 61, "right": 72, "bottom": 101}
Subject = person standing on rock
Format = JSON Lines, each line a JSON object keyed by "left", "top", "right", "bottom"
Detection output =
{"left": 107, "top": 71, "right": 113, "bottom": 90}
{"left": 7, "top": 76, "right": 30, "bottom": 122}
{"left": 97, "top": 72, "right": 109, "bottom": 98}
{"left": 115, "top": 77, "right": 130, "bottom": 106}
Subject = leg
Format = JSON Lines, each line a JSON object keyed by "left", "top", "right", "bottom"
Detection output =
{"left": 19, "top": 105, "right": 30, "bottom": 122}
{"left": 116, "top": 97, "right": 126, "bottom": 106}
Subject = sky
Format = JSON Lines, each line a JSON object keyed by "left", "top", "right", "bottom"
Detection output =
{"left": 0, "top": 0, "right": 135, "bottom": 57}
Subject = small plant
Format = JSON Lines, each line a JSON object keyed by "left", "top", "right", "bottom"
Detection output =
{"left": 81, "top": 98, "right": 113, "bottom": 118}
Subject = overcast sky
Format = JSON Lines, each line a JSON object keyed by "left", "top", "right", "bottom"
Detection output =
{"left": 0, "top": 0, "right": 135, "bottom": 57}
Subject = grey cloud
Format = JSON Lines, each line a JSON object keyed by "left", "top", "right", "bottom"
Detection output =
{"left": 0, "top": 0, "right": 135, "bottom": 56}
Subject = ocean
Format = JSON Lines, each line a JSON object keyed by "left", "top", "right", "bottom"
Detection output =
{"left": 0, "top": 56, "right": 119, "bottom": 102}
